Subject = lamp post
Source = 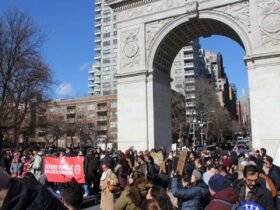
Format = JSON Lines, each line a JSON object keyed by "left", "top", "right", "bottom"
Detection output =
{"left": 192, "top": 119, "right": 196, "bottom": 148}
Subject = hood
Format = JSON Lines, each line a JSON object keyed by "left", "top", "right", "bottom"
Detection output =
{"left": 211, "top": 186, "right": 238, "bottom": 203}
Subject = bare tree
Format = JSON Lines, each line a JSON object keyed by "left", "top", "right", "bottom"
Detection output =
{"left": 0, "top": 9, "right": 53, "bottom": 149}
{"left": 171, "top": 90, "right": 187, "bottom": 144}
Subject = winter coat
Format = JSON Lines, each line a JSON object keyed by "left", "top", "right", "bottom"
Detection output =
{"left": 233, "top": 178, "right": 276, "bottom": 210}
{"left": 205, "top": 187, "right": 238, "bottom": 210}
{"left": 115, "top": 188, "right": 141, "bottom": 210}
{"left": 2, "top": 179, "right": 67, "bottom": 210}
{"left": 100, "top": 170, "right": 118, "bottom": 210}
{"left": 171, "top": 177, "right": 209, "bottom": 210}
{"left": 267, "top": 165, "right": 280, "bottom": 191}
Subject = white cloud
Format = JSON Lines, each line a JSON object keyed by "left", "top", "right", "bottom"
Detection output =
{"left": 55, "top": 83, "right": 74, "bottom": 96}
{"left": 79, "top": 62, "right": 91, "bottom": 72}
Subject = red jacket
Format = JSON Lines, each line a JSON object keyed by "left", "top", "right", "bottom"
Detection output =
{"left": 205, "top": 187, "right": 238, "bottom": 210}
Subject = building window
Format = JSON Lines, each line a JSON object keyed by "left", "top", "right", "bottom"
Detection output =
{"left": 103, "top": 66, "right": 110, "bottom": 72}
{"left": 103, "top": 9, "right": 110, "bottom": 15}
{"left": 113, "top": 39, "right": 117, "bottom": 45}
{"left": 113, "top": 81, "right": 117, "bottom": 88}
{"left": 103, "top": 90, "right": 110, "bottom": 95}
{"left": 88, "top": 104, "right": 95, "bottom": 110}
{"left": 111, "top": 100, "right": 117, "bottom": 108}
{"left": 88, "top": 123, "right": 94, "bottom": 129}
{"left": 103, "top": 17, "right": 111, "bottom": 23}
{"left": 113, "top": 65, "right": 117, "bottom": 71}
{"left": 103, "top": 58, "right": 110, "bottom": 64}
{"left": 103, "top": 49, "right": 110, "bottom": 55}
{"left": 103, "top": 74, "right": 110, "bottom": 80}
{"left": 111, "top": 111, "right": 117, "bottom": 117}
{"left": 110, "top": 121, "right": 117, "bottom": 128}
{"left": 87, "top": 113, "right": 95, "bottom": 119}
{"left": 77, "top": 105, "right": 84, "bottom": 111}
{"left": 113, "top": 48, "right": 118, "bottom": 54}
{"left": 103, "top": 25, "right": 110, "bottom": 31}
{"left": 103, "top": 41, "right": 110, "bottom": 46}
{"left": 102, "top": 82, "right": 110, "bottom": 88}
{"left": 103, "top": 32, "right": 110, "bottom": 38}
{"left": 78, "top": 114, "right": 84, "bottom": 119}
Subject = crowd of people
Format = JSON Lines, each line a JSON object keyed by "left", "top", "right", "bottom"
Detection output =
{"left": 0, "top": 144, "right": 280, "bottom": 210}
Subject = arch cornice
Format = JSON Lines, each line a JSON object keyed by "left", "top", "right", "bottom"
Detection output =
{"left": 147, "top": 10, "right": 253, "bottom": 71}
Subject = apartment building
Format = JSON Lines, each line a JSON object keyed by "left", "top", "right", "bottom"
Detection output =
{"left": 170, "top": 40, "right": 207, "bottom": 121}
{"left": 27, "top": 95, "right": 117, "bottom": 148}
{"left": 89, "top": 0, "right": 118, "bottom": 96}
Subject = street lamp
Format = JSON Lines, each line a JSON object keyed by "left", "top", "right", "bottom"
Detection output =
{"left": 192, "top": 119, "right": 196, "bottom": 148}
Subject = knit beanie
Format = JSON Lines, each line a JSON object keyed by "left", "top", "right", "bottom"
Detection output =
{"left": 208, "top": 174, "right": 230, "bottom": 192}
{"left": 192, "top": 169, "right": 202, "bottom": 181}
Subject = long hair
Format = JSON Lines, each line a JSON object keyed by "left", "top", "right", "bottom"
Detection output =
{"left": 150, "top": 185, "right": 174, "bottom": 210}
{"left": 127, "top": 172, "right": 149, "bottom": 208}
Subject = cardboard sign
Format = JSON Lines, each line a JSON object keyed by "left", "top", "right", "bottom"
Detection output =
{"left": 176, "top": 149, "right": 188, "bottom": 175}
{"left": 273, "top": 143, "right": 280, "bottom": 167}
{"left": 44, "top": 157, "right": 85, "bottom": 183}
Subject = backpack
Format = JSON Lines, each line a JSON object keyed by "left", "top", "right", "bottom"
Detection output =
{"left": 213, "top": 199, "right": 244, "bottom": 210}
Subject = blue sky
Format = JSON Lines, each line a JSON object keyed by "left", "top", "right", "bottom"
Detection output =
{"left": 0, "top": 1, "right": 249, "bottom": 99}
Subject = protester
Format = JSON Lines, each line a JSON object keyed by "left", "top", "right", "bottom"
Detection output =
{"left": 115, "top": 171, "right": 148, "bottom": 210}
{"left": 205, "top": 174, "right": 238, "bottom": 210}
{"left": 100, "top": 162, "right": 118, "bottom": 210}
{"left": 146, "top": 185, "right": 174, "bottom": 210}
{"left": 171, "top": 172, "right": 209, "bottom": 210}
{"left": 233, "top": 164, "right": 276, "bottom": 209}
{"left": 61, "top": 179, "right": 84, "bottom": 210}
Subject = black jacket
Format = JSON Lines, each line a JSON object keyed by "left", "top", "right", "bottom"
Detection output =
{"left": 2, "top": 179, "right": 67, "bottom": 210}
{"left": 233, "top": 178, "right": 276, "bottom": 210}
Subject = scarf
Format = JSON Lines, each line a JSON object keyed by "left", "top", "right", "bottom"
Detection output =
{"left": 100, "top": 169, "right": 111, "bottom": 181}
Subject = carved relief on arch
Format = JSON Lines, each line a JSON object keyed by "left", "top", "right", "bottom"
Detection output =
{"left": 121, "top": 28, "right": 140, "bottom": 68}
{"left": 257, "top": 0, "right": 280, "bottom": 46}
{"left": 145, "top": 17, "right": 175, "bottom": 56}
{"left": 213, "top": 2, "right": 251, "bottom": 33}
{"left": 118, "top": 0, "right": 184, "bottom": 21}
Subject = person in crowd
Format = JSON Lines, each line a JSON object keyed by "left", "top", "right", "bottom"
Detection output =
{"left": 141, "top": 199, "right": 162, "bottom": 210}
{"left": 205, "top": 174, "right": 238, "bottom": 210}
{"left": 233, "top": 164, "right": 276, "bottom": 209}
{"left": 100, "top": 163, "right": 118, "bottom": 210}
{"left": 171, "top": 171, "right": 209, "bottom": 210}
{"left": 0, "top": 167, "right": 67, "bottom": 210}
{"left": 114, "top": 156, "right": 129, "bottom": 190}
{"left": 263, "top": 155, "right": 280, "bottom": 191}
{"left": 32, "top": 149, "right": 44, "bottom": 179}
{"left": 194, "top": 158, "right": 206, "bottom": 175}
{"left": 9, "top": 156, "right": 23, "bottom": 177}
{"left": 61, "top": 179, "right": 84, "bottom": 210}
{"left": 146, "top": 155, "right": 160, "bottom": 183}
{"left": 135, "top": 155, "right": 147, "bottom": 177}
{"left": 146, "top": 185, "right": 174, "bottom": 210}
{"left": 260, "top": 148, "right": 267, "bottom": 159}
{"left": 185, "top": 151, "right": 196, "bottom": 176}
{"left": 115, "top": 171, "right": 148, "bottom": 210}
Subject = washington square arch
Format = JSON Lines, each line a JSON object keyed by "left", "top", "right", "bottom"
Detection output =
{"left": 107, "top": 0, "right": 280, "bottom": 157}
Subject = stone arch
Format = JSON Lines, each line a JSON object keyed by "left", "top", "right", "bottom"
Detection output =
{"left": 147, "top": 10, "right": 253, "bottom": 73}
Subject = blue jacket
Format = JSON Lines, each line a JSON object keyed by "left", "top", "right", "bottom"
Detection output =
{"left": 171, "top": 177, "right": 209, "bottom": 210}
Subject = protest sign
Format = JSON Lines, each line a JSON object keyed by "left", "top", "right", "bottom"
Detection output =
{"left": 44, "top": 157, "right": 85, "bottom": 183}
{"left": 176, "top": 149, "right": 188, "bottom": 175}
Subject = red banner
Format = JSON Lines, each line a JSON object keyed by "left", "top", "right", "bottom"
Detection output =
{"left": 44, "top": 157, "right": 85, "bottom": 184}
